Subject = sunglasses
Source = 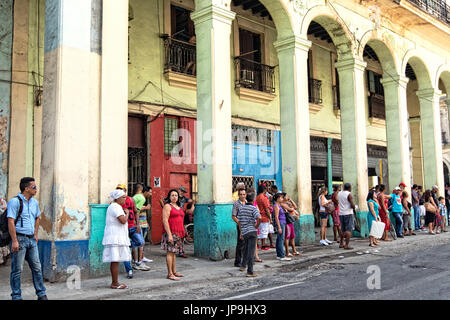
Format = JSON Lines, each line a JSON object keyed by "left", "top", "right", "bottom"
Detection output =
{"left": 28, "top": 185, "right": 37, "bottom": 190}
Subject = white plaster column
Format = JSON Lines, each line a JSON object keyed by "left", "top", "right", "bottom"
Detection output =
{"left": 191, "top": 5, "right": 235, "bottom": 204}
{"left": 417, "top": 88, "right": 445, "bottom": 193}
{"left": 446, "top": 97, "right": 450, "bottom": 141}
{"left": 99, "top": 0, "right": 129, "bottom": 203}
{"left": 381, "top": 75, "right": 412, "bottom": 191}
{"left": 273, "top": 36, "right": 312, "bottom": 214}
{"left": 335, "top": 57, "right": 369, "bottom": 212}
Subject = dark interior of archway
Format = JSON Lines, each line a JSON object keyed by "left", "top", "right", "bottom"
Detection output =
{"left": 405, "top": 63, "right": 417, "bottom": 81}
{"left": 232, "top": 0, "right": 273, "bottom": 20}
{"left": 307, "top": 21, "right": 333, "bottom": 43}
{"left": 363, "top": 45, "right": 380, "bottom": 62}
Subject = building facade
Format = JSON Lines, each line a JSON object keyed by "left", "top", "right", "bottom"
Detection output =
{"left": 1, "top": 0, "right": 450, "bottom": 278}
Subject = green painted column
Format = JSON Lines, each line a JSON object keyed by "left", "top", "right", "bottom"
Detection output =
{"left": 417, "top": 88, "right": 445, "bottom": 193}
{"left": 335, "top": 58, "right": 369, "bottom": 214}
{"left": 327, "top": 138, "right": 333, "bottom": 192}
{"left": 336, "top": 57, "right": 369, "bottom": 237}
{"left": 381, "top": 75, "right": 412, "bottom": 192}
{"left": 274, "top": 37, "right": 314, "bottom": 244}
{"left": 191, "top": 4, "right": 236, "bottom": 260}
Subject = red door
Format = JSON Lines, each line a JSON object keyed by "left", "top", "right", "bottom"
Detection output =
{"left": 170, "top": 173, "right": 192, "bottom": 205}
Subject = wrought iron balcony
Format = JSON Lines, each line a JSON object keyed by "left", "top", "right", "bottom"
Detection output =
{"left": 405, "top": 0, "right": 450, "bottom": 25}
{"left": 368, "top": 92, "right": 386, "bottom": 120}
{"left": 308, "top": 78, "right": 322, "bottom": 105}
{"left": 162, "top": 35, "right": 196, "bottom": 76}
{"left": 234, "top": 57, "right": 276, "bottom": 94}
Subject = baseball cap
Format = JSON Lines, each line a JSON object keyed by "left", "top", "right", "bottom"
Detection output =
{"left": 394, "top": 187, "right": 401, "bottom": 191}
{"left": 399, "top": 182, "right": 406, "bottom": 188}
{"left": 179, "top": 186, "right": 187, "bottom": 192}
{"left": 116, "top": 183, "right": 127, "bottom": 190}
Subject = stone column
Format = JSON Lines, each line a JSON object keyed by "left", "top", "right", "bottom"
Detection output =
{"left": 417, "top": 88, "right": 445, "bottom": 193}
{"left": 381, "top": 75, "right": 412, "bottom": 192}
{"left": 0, "top": 0, "right": 14, "bottom": 199}
{"left": 99, "top": 0, "right": 128, "bottom": 203}
{"left": 446, "top": 97, "right": 450, "bottom": 143}
{"left": 274, "top": 37, "right": 314, "bottom": 244}
{"left": 336, "top": 57, "right": 369, "bottom": 237}
{"left": 39, "top": 0, "right": 104, "bottom": 280}
{"left": 191, "top": 4, "right": 235, "bottom": 260}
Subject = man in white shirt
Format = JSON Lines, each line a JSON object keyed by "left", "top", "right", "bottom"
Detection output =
{"left": 338, "top": 183, "right": 356, "bottom": 250}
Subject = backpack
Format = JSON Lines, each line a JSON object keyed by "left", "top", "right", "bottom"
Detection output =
{"left": 0, "top": 196, "right": 23, "bottom": 247}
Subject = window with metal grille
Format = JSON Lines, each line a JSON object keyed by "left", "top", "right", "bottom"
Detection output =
{"left": 231, "top": 124, "right": 272, "bottom": 146}
{"left": 232, "top": 176, "right": 255, "bottom": 192}
{"left": 164, "top": 117, "right": 179, "bottom": 155}
{"left": 258, "top": 179, "right": 276, "bottom": 190}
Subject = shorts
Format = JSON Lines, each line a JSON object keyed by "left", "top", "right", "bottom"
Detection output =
{"left": 319, "top": 211, "right": 328, "bottom": 220}
{"left": 339, "top": 215, "right": 354, "bottom": 232}
{"left": 285, "top": 223, "right": 295, "bottom": 240}
{"left": 331, "top": 210, "right": 340, "bottom": 226}
{"left": 258, "top": 222, "right": 270, "bottom": 239}
{"left": 403, "top": 213, "right": 412, "bottom": 231}
{"left": 128, "top": 227, "right": 145, "bottom": 248}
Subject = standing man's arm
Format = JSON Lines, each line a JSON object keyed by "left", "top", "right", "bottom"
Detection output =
{"left": 348, "top": 194, "right": 356, "bottom": 210}
{"left": 7, "top": 199, "right": 19, "bottom": 253}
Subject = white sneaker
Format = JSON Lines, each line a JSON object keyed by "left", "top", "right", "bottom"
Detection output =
{"left": 127, "top": 270, "right": 133, "bottom": 279}
{"left": 320, "top": 240, "right": 329, "bottom": 246}
{"left": 142, "top": 257, "right": 153, "bottom": 263}
{"left": 325, "top": 239, "right": 333, "bottom": 244}
{"left": 134, "top": 262, "right": 151, "bottom": 271}
{"left": 280, "top": 257, "right": 292, "bottom": 261}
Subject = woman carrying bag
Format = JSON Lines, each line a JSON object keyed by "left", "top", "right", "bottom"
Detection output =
{"left": 424, "top": 190, "right": 437, "bottom": 235}
{"left": 367, "top": 190, "right": 381, "bottom": 247}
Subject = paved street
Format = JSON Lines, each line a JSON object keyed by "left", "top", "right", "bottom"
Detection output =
{"left": 1, "top": 228, "right": 450, "bottom": 300}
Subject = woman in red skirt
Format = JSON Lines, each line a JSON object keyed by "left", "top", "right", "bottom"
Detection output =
{"left": 377, "top": 184, "right": 392, "bottom": 241}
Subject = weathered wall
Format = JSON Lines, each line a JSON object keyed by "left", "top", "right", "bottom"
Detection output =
{"left": 0, "top": 0, "right": 13, "bottom": 199}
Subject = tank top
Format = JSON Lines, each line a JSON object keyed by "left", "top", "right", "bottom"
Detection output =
{"left": 166, "top": 204, "right": 185, "bottom": 238}
{"left": 275, "top": 204, "right": 286, "bottom": 224}
{"left": 318, "top": 195, "right": 326, "bottom": 212}
{"left": 338, "top": 191, "right": 353, "bottom": 216}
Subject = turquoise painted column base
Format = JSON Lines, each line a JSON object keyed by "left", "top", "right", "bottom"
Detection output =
{"left": 194, "top": 203, "right": 236, "bottom": 261}
{"left": 353, "top": 211, "right": 369, "bottom": 238}
{"left": 294, "top": 214, "right": 315, "bottom": 246}
{"left": 88, "top": 204, "right": 110, "bottom": 277}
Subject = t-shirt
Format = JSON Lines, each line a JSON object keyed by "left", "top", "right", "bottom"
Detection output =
{"left": 133, "top": 193, "right": 148, "bottom": 228}
{"left": 236, "top": 204, "right": 261, "bottom": 236}
{"left": 255, "top": 194, "right": 271, "bottom": 223}
{"left": 411, "top": 190, "right": 419, "bottom": 207}
{"left": 232, "top": 200, "right": 245, "bottom": 217}
{"left": 390, "top": 193, "right": 403, "bottom": 213}
{"left": 121, "top": 196, "right": 136, "bottom": 228}
{"left": 439, "top": 203, "right": 447, "bottom": 217}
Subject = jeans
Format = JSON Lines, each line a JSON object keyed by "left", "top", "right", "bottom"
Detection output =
{"left": 10, "top": 236, "right": 46, "bottom": 300}
{"left": 392, "top": 212, "right": 404, "bottom": 236}
{"left": 413, "top": 206, "right": 421, "bottom": 230}
{"left": 123, "top": 260, "right": 132, "bottom": 273}
{"left": 242, "top": 231, "right": 257, "bottom": 274}
{"left": 140, "top": 227, "right": 148, "bottom": 243}
{"left": 234, "top": 225, "right": 245, "bottom": 267}
{"left": 129, "top": 227, "right": 145, "bottom": 249}
{"left": 275, "top": 222, "right": 286, "bottom": 258}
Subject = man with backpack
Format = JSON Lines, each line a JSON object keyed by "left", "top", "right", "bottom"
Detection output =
{"left": 5, "top": 177, "right": 47, "bottom": 300}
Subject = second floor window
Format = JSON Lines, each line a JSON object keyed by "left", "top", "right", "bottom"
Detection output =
{"left": 367, "top": 70, "right": 386, "bottom": 119}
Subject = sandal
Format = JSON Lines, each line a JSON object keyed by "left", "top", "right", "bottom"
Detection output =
{"left": 110, "top": 284, "right": 128, "bottom": 289}
{"left": 255, "top": 258, "right": 263, "bottom": 263}
{"left": 287, "top": 253, "right": 294, "bottom": 257}
{"left": 293, "top": 252, "right": 301, "bottom": 256}
{"left": 344, "top": 247, "right": 353, "bottom": 250}
{"left": 167, "top": 274, "right": 180, "bottom": 281}
{"left": 173, "top": 272, "right": 184, "bottom": 277}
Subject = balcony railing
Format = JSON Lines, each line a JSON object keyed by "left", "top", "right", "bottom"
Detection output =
{"left": 234, "top": 57, "right": 276, "bottom": 94}
{"left": 162, "top": 35, "right": 196, "bottom": 76}
{"left": 308, "top": 78, "right": 322, "bottom": 105}
{"left": 368, "top": 92, "right": 386, "bottom": 120}
{"left": 406, "top": 0, "right": 450, "bottom": 25}
{"left": 332, "top": 85, "right": 340, "bottom": 110}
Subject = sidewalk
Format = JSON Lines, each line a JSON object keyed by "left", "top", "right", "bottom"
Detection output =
{"left": 1, "top": 227, "right": 449, "bottom": 300}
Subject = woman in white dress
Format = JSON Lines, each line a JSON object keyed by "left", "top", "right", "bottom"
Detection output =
{"left": 102, "top": 190, "right": 131, "bottom": 289}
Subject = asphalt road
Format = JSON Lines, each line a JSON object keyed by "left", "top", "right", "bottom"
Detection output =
{"left": 218, "top": 242, "right": 450, "bottom": 300}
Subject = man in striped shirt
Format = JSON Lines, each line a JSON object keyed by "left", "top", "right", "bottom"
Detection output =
{"left": 235, "top": 191, "right": 261, "bottom": 277}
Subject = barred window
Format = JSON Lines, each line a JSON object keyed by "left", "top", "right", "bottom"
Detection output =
{"left": 258, "top": 179, "right": 276, "bottom": 190}
{"left": 232, "top": 124, "right": 272, "bottom": 146}
{"left": 164, "top": 117, "right": 179, "bottom": 155}
{"left": 232, "top": 176, "right": 255, "bottom": 192}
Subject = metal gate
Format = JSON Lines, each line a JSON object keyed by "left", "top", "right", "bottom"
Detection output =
{"left": 232, "top": 176, "right": 254, "bottom": 192}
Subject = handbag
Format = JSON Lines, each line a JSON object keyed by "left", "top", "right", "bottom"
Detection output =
{"left": 285, "top": 211, "right": 295, "bottom": 224}
{"left": 369, "top": 220, "right": 385, "bottom": 239}
{"left": 324, "top": 201, "right": 335, "bottom": 214}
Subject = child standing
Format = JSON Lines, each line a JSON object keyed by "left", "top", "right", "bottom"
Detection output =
{"left": 438, "top": 197, "right": 448, "bottom": 232}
